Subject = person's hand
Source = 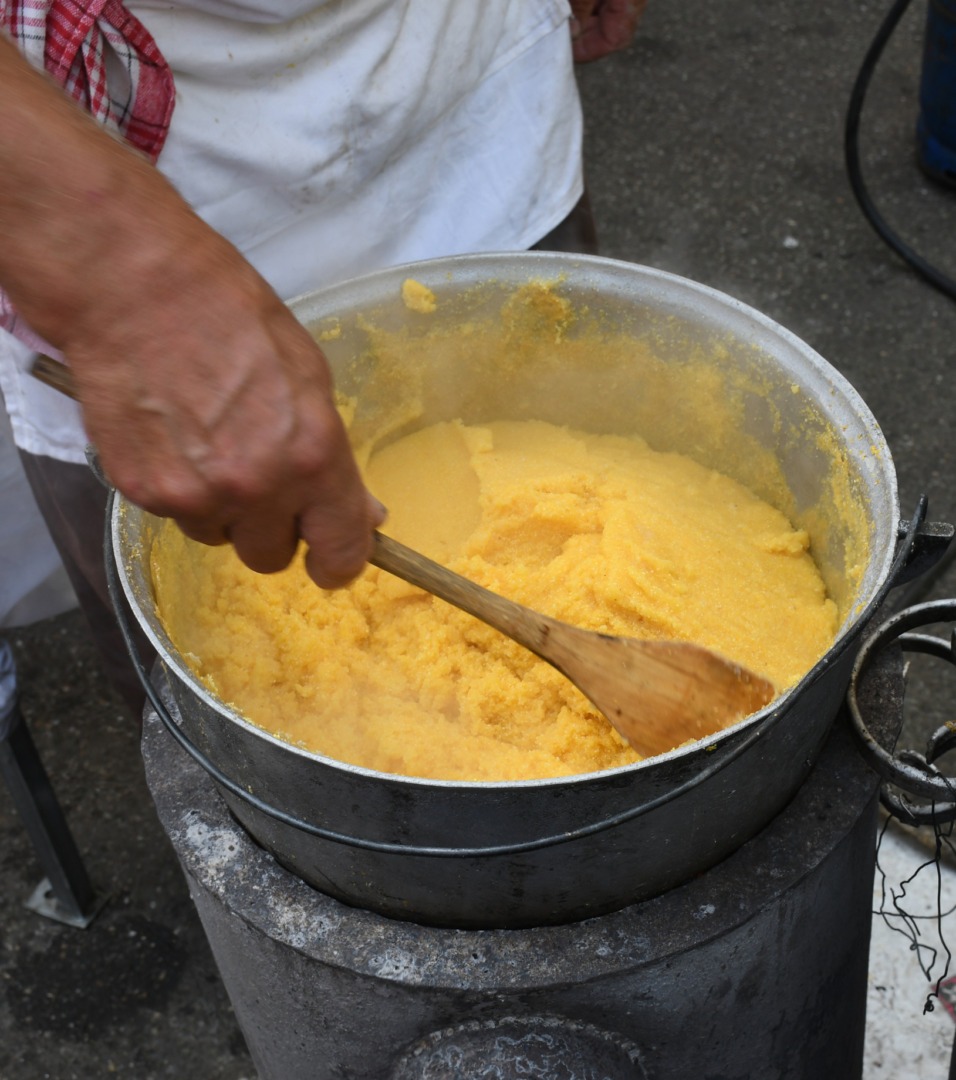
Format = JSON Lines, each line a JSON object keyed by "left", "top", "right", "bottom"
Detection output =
{"left": 569, "top": 0, "right": 647, "bottom": 64}
{"left": 63, "top": 226, "right": 386, "bottom": 590}
{"left": 0, "top": 35, "right": 383, "bottom": 588}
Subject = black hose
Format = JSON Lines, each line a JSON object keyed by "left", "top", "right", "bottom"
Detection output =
{"left": 844, "top": 0, "right": 956, "bottom": 301}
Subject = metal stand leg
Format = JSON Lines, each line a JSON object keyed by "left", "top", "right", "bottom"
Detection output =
{"left": 0, "top": 706, "right": 107, "bottom": 928}
{"left": 0, "top": 640, "right": 106, "bottom": 928}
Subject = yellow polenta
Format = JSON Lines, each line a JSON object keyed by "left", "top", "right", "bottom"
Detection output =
{"left": 150, "top": 419, "right": 838, "bottom": 782}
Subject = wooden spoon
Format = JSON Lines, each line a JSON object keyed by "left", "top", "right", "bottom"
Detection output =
{"left": 32, "top": 353, "right": 776, "bottom": 759}
{"left": 371, "top": 532, "right": 775, "bottom": 758}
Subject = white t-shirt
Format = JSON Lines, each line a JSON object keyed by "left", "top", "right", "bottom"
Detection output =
{"left": 0, "top": 0, "right": 582, "bottom": 463}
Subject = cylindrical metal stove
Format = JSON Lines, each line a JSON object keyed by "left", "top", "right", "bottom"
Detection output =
{"left": 142, "top": 646, "right": 901, "bottom": 1080}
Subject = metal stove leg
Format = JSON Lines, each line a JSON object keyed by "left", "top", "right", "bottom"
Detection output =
{"left": 0, "top": 642, "right": 106, "bottom": 928}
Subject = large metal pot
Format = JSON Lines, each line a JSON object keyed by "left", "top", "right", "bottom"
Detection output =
{"left": 112, "top": 253, "right": 938, "bottom": 929}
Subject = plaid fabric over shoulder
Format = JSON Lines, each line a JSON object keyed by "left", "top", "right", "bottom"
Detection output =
{"left": 2, "top": 0, "right": 174, "bottom": 160}
{"left": 0, "top": 0, "right": 175, "bottom": 344}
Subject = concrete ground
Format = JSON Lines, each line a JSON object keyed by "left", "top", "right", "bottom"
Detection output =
{"left": 4, "top": 0, "right": 956, "bottom": 1076}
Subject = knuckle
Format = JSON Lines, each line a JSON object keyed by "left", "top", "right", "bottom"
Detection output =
{"left": 236, "top": 545, "right": 295, "bottom": 576}
{"left": 200, "top": 453, "right": 276, "bottom": 507}
{"left": 287, "top": 405, "right": 348, "bottom": 480}
{"left": 113, "top": 464, "right": 209, "bottom": 520}
{"left": 302, "top": 519, "right": 374, "bottom": 590}
{"left": 288, "top": 433, "right": 336, "bottom": 482}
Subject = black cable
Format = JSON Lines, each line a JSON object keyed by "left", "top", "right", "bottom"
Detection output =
{"left": 845, "top": 0, "right": 956, "bottom": 301}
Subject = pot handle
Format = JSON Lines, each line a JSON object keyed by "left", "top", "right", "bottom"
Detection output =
{"left": 848, "top": 598, "right": 956, "bottom": 826}
{"left": 892, "top": 516, "right": 954, "bottom": 587}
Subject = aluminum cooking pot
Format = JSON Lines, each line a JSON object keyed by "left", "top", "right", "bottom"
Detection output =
{"left": 110, "top": 253, "right": 948, "bottom": 929}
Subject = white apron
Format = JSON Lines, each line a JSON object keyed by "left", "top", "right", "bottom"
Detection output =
{"left": 0, "top": 0, "right": 582, "bottom": 464}
{"left": 0, "top": 407, "right": 76, "bottom": 626}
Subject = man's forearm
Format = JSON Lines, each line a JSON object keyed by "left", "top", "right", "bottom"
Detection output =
{"left": 0, "top": 32, "right": 381, "bottom": 588}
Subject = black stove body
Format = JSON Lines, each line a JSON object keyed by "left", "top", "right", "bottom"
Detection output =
{"left": 142, "top": 651, "right": 901, "bottom": 1080}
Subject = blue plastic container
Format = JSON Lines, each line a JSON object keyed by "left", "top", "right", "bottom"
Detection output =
{"left": 918, "top": 0, "right": 956, "bottom": 186}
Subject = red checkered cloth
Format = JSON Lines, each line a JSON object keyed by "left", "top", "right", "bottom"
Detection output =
{"left": 0, "top": 0, "right": 175, "bottom": 347}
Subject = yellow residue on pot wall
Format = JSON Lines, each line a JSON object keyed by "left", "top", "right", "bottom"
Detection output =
{"left": 337, "top": 280, "right": 871, "bottom": 615}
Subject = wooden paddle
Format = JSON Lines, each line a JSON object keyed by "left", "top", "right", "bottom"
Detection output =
{"left": 31, "top": 353, "right": 776, "bottom": 759}
{"left": 371, "top": 532, "right": 775, "bottom": 758}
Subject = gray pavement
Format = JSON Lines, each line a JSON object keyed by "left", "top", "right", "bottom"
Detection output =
{"left": 4, "top": 1, "right": 956, "bottom": 1077}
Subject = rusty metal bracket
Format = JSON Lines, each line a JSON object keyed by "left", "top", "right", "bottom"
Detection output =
{"left": 849, "top": 599, "right": 956, "bottom": 826}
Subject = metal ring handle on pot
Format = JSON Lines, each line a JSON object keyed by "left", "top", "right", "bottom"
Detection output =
{"left": 848, "top": 598, "right": 956, "bottom": 826}
{"left": 105, "top": 489, "right": 935, "bottom": 858}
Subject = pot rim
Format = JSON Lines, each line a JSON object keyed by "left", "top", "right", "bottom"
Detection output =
{"left": 115, "top": 253, "right": 900, "bottom": 792}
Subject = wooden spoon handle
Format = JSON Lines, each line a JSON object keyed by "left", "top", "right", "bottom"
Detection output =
{"left": 370, "top": 532, "right": 556, "bottom": 659}
{"left": 32, "top": 354, "right": 78, "bottom": 398}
